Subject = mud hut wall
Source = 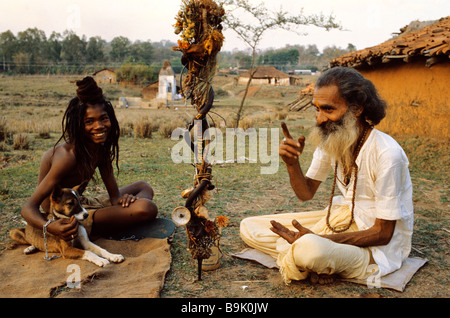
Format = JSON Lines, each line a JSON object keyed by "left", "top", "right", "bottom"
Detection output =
{"left": 142, "top": 84, "right": 158, "bottom": 100}
{"left": 359, "top": 60, "right": 450, "bottom": 139}
{"left": 238, "top": 77, "right": 290, "bottom": 86}
{"left": 238, "top": 77, "right": 268, "bottom": 85}
{"left": 94, "top": 69, "right": 117, "bottom": 84}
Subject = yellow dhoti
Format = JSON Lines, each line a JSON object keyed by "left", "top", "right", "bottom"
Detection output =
{"left": 240, "top": 206, "right": 377, "bottom": 284}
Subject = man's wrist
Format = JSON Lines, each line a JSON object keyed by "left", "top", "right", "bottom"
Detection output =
{"left": 286, "top": 161, "right": 302, "bottom": 174}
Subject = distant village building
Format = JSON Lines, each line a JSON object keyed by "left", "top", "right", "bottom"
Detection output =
{"left": 293, "top": 70, "right": 312, "bottom": 75}
{"left": 238, "top": 66, "right": 299, "bottom": 86}
{"left": 142, "top": 82, "right": 159, "bottom": 100}
{"left": 157, "top": 60, "right": 177, "bottom": 100}
{"left": 93, "top": 68, "right": 117, "bottom": 84}
{"left": 116, "top": 61, "right": 182, "bottom": 108}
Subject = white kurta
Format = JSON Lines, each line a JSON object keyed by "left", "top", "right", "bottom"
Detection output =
{"left": 305, "top": 128, "right": 414, "bottom": 276}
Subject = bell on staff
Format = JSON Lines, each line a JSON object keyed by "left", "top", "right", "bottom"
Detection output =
{"left": 172, "top": 206, "right": 191, "bottom": 226}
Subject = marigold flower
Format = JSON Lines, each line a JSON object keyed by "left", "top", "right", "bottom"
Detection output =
{"left": 216, "top": 215, "right": 229, "bottom": 228}
{"left": 177, "top": 40, "right": 191, "bottom": 50}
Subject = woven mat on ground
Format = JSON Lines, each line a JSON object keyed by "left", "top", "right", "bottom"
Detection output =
{"left": 232, "top": 248, "right": 427, "bottom": 292}
{"left": 0, "top": 237, "right": 171, "bottom": 298}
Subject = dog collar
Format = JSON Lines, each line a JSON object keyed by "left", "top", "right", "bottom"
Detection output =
{"left": 52, "top": 210, "right": 69, "bottom": 220}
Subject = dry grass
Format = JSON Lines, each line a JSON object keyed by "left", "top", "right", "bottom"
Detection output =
{"left": 133, "top": 118, "right": 153, "bottom": 139}
{"left": 12, "top": 134, "right": 29, "bottom": 150}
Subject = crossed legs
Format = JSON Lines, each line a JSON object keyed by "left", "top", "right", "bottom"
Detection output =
{"left": 92, "top": 181, "right": 158, "bottom": 236}
{"left": 240, "top": 211, "right": 374, "bottom": 284}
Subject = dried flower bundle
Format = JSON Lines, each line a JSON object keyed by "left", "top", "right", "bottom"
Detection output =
{"left": 186, "top": 214, "right": 228, "bottom": 261}
{"left": 173, "top": 0, "right": 225, "bottom": 108}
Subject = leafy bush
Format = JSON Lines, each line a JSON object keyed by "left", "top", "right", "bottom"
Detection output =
{"left": 116, "top": 63, "right": 157, "bottom": 85}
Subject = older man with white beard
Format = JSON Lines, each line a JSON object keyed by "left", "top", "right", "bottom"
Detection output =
{"left": 240, "top": 67, "right": 413, "bottom": 285}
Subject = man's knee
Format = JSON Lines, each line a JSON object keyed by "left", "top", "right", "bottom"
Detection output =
{"left": 294, "top": 234, "right": 329, "bottom": 269}
{"left": 136, "top": 181, "right": 154, "bottom": 198}
{"left": 239, "top": 216, "right": 261, "bottom": 240}
{"left": 133, "top": 198, "right": 158, "bottom": 221}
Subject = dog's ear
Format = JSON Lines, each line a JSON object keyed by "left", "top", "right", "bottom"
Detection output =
{"left": 73, "top": 180, "right": 88, "bottom": 195}
{"left": 51, "top": 184, "right": 63, "bottom": 201}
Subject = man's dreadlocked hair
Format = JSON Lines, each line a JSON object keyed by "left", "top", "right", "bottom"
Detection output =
{"left": 55, "top": 76, "right": 120, "bottom": 181}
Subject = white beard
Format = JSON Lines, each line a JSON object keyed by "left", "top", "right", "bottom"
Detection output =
{"left": 309, "top": 110, "right": 360, "bottom": 176}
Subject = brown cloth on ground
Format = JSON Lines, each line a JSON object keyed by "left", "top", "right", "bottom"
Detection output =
{"left": 0, "top": 237, "right": 171, "bottom": 298}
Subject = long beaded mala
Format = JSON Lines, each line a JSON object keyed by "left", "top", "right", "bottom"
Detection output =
{"left": 325, "top": 125, "right": 370, "bottom": 233}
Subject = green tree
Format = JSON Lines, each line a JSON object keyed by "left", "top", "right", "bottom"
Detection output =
{"left": 0, "top": 30, "right": 17, "bottom": 71}
{"left": 233, "top": 51, "right": 252, "bottom": 69}
{"left": 61, "top": 31, "right": 87, "bottom": 69}
{"left": 116, "top": 62, "right": 156, "bottom": 85}
{"left": 320, "top": 45, "right": 348, "bottom": 69}
{"left": 258, "top": 48, "right": 300, "bottom": 69}
{"left": 86, "top": 36, "right": 106, "bottom": 63}
{"left": 129, "top": 40, "right": 154, "bottom": 65}
{"left": 285, "top": 48, "right": 300, "bottom": 66}
{"left": 152, "top": 40, "right": 181, "bottom": 66}
{"left": 16, "top": 28, "right": 47, "bottom": 73}
{"left": 46, "top": 32, "right": 63, "bottom": 64}
{"left": 347, "top": 43, "right": 357, "bottom": 52}
{"left": 300, "top": 44, "right": 320, "bottom": 66}
{"left": 110, "top": 36, "right": 131, "bottom": 62}
{"left": 12, "top": 52, "right": 30, "bottom": 73}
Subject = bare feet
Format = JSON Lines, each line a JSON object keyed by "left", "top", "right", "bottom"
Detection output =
{"left": 310, "top": 272, "right": 337, "bottom": 285}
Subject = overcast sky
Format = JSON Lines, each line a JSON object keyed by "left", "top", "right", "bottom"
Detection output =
{"left": 0, "top": 0, "right": 448, "bottom": 52}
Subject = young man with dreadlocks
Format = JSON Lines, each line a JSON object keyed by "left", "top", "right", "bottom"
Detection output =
{"left": 240, "top": 67, "right": 413, "bottom": 285}
{"left": 21, "top": 77, "right": 157, "bottom": 241}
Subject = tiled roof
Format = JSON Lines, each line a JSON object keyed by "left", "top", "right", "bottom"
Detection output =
{"left": 330, "top": 17, "right": 450, "bottom": 68}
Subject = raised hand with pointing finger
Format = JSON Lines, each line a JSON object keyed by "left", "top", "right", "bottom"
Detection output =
{"left": 279, "top": 122, "right": 306, "bottom": 166}
{"left": 278, "top": 121, "right": 321, "bottom": 202}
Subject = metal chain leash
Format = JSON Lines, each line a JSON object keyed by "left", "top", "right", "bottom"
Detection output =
{"left": 43, "top": 219, "right": 61, "bottom": 261}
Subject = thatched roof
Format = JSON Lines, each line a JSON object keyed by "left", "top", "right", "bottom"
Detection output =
{"left": 330, "top": 17, "right": 450, "bottom": 68}
{"left": 240, "top": 66, "right": 290, "bottom": 79}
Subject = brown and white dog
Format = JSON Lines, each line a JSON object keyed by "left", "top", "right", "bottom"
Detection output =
{"left": 10, "top": 184, "right": 124, "bottom": 267}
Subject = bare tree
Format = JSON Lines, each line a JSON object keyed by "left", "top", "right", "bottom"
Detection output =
{"left": 219, "top": 0, "right": 341, "bottom": 128}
